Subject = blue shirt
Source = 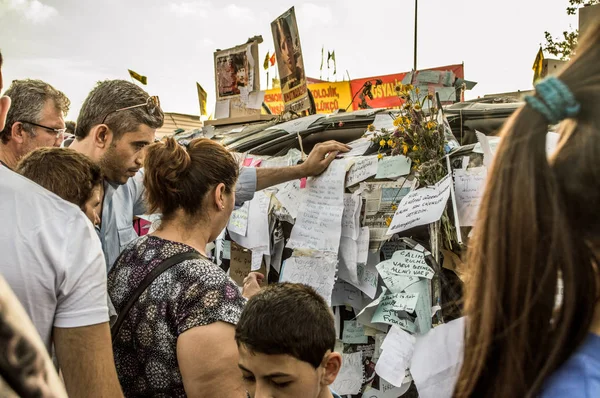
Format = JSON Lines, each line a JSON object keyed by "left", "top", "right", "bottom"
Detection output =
{"left": 100, "top": 167, "right": 257, "bottom": 271}
{"left": 540, "top": 333, "right": 600, "bottom": 397}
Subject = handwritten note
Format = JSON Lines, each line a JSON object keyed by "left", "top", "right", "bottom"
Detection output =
{"left": 227, "top": 201, "right": 249, "bottom": 236}
{"left": 357, "top": 227, "right": 370, "bottom": 264}
{"left": 331, "top": 280, "right": 363, "bottom": 309}
{"left": 274, "top": 180, "right": 303, "bottom": 219}
{"left": 341, "top": 138, "right": 373, "bottom": 157}
{"left": 341, "top": 258, "right": 379, "bottom": 299}
{"left": 346, "top": 156, "right": 379, "bottom": 187}
{"left": 410, "top": 317, "right": 465, "bottom": 398}
{"left": 287, "top": 160, "right": 347, "bottom": 253}
{"left": 229, "top": 242, "right": 266, "bottom": 287}
{"left": 229, "top": 192, "right": 271, "bottom": 250}
{"left": 280, "top": 255, "right": 338, "bottom": 305}
{"left": 342, "top": 194, "right": 361, "bottom": 240}
{"left": 376, "top": 249, "right": 435, "bottom": 293}
{"left": 376, "top": 326, "right": 416, "bottom": 387}
{"left": 405, "top": 279, "right": 432, "bottom": 335}
{"left": 342, "top": 320, "right": 369, "bottom": 344}
{"left": 375, "top": 156, "right": 412, "bottom": 180}
{"left": 371, "top": 293, "right": 419, "bottom": 332}
{"left": 387, "top": 174, "right": 452, "bottom": 235}
{"left": 330, "top": 352, "right": 364, "bottom": 395}
{"left": 454, "top": 167, "right": 487, "bottom": 227}
{"left": 339, "top": 237, "right": 359, "bottom": 285}
{"left": 356, "top": 290, "right": 388, "bottom": 333}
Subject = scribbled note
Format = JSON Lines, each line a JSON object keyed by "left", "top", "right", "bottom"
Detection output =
{"left": 346, "top": 156, "right": 379, "bottom": 187}
{"left": 387, "top": 174, "right": 452, "bottom": 235}
{"left": 279, "top": 255, "right": 338, "bottom": 305}
{"left": 227, "top": 201, "right": 249, "bottom": 236}
{"left": 375, "top": 155, "right": 412, "bottom": 180}
{"left": 376, "top": 250, "right": 435, "bottom": 293}
{"left": 287, "top": 160, "right": 347, "bottom": 253}
{"left": 274, "top": 179, "right": 303, "bottom": 219}
{"left": 342, "top": 320, "right": 368, "bottom": 344}
{"left": 375, "top": 326, "right": 416, "bottom": 387}
{"left": 331, "top": 280, "right": 363, "bottom": 309}
{"left": 342, "top": 194, "right": 361, "bottom": 240}
{"left": 330, "top": 352, "right": 364, "bottom": 395}
{"left": 454, "top": 167, "right": 487, "bottom": 227}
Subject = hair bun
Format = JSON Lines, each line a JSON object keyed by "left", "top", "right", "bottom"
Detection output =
{"left": 144, "top": 137, "right": 190, "bottom": 195}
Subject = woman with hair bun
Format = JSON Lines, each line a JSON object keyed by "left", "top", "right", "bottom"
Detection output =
{"left": 108, "top": 137, "right": 262, "bottom": 397}
{"left": 454, "top": 24, "right": 600, "bottom": 398}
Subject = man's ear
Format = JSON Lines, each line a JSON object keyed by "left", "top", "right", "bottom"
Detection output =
{"left": 321, "top": 351, "right": 342, "bottom": 386}
{"left": 92, "top": 125, "right": 113, "bottom": 149}
{"left": 10, "top": 121, "right": 26, "bottom": 144}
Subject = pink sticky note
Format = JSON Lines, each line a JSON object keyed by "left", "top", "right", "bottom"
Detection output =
{"left": 243, "top": 157, "right": 253, "bottom": 167}
{"left": 300, "top": 177, "right": 307, "bottom": 188}
{"left": 251, "top": 159, "right": 262, "bottom": 167}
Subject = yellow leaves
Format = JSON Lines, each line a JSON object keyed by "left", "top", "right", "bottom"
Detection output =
{"left": 379, "top": 139, "right": 386, "bottom": 147}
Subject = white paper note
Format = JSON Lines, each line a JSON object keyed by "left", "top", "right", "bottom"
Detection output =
{"left": 248, "top": 91, "right": 266, "bottom": 110}
{"left": 331, "top": 280, "right": 363, "bottom": 309}
{"left": 410, "top": 317, "right": 465, "bottom": 398}
{"left": 341, "top": 255, "right": 379, "bottom": 299}
{"left": 330, "top": 352, "right": 364, "bottom": 395}
{"left": 341, "top": 138, "right": 373, "bottom": 157}
{"left": 375, "top": 156, "right": 412, "bottom": 180}
{"left": 274, "top": 180, "right": 303, "bottom": 220}
{"left": 339, "top": 237, "right": 359, "bottom": 285}
{"left": 342, "top": 194, "right": 361, "bottom": 240}
{"left": 346, "top": 156, "right": 379, "bottom": 187}
{"left": 387, "top": 174, "right": 452, "bottom": 235}
{"left": 227, "top": 201, "right": 249, "bottom": 236}
{"left": 279, "top": 255, "right": 338, "bottom": 305}
{"left": 357, "top": 227, "right": 370, "bottom": 264}
{"left": 356, "top": 290, "right": 388, "bottom": 332}
{"left": 376, "top": 250, "right": 435, "bottom": 294}
{"left": 215, "top": 99, "right": 230, "bottom": 119}
{"left": 342, "top": 320, "right": 368, "bottom": 344}
{"left": 287, "top": 160, "right": 347, "bottom": 253}
{"left": 229, "top": 191, "right": 271, "bottom": 250}
{"left": 375, "top": 326, "right": 416, "bottom": 387}
{"left": 454, "top": 167, "right": 487, "bottom": 227}
{"left": 373, "top": 113, "right": 396, "bottom": 132}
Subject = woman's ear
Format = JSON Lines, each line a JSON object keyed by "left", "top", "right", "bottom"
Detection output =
{"left": 321, "top": 351, "right": 342, "bottom": 386}
{"left": 214, "top": 183, "right": 226, "bottom": 210}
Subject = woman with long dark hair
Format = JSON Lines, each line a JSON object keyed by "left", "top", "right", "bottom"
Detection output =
{"left": 454, "top": 24, "right": 600, "bottom": 397}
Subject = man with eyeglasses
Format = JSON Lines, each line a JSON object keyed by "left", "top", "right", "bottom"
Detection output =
{"left": 70, "top": 79, "right": 350, "bottom": 271}
{"left": 0, "top": 79, "right": 69, "bottom": 169}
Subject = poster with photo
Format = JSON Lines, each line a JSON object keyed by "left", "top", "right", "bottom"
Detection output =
{"left": 214, "top": 43, "right": 256, "bottom": 101}
{"left": 271, "top": 7, "right": 310, "bottom": 113}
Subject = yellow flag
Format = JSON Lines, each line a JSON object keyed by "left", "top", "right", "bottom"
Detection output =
{"left": 532, "top": 47, "right": 544, "bottom": 84}
{"left": 196, "top": 83, "right": 207, "bottom": 116}
{"left": 128, "top": 69, "right": 147, "bottom": 85}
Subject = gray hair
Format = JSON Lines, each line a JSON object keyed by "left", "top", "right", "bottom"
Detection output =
{"left": 76, "top": 80, "right": 164, "bottom": 140}
{"left": 0, "top": 79, "right": 70, "bottom": 144}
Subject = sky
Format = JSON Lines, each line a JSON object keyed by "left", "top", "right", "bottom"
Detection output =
{"left": 0, "top": 0, "right": 580, "bottom": 120}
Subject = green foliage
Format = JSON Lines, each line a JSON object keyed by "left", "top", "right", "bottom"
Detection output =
{"left": 544, "top": 0, "right": 599, "bottom": 60}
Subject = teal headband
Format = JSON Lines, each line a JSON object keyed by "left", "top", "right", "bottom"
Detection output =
{"left": 525, "top": 76, "right": 581, "bottom": 125}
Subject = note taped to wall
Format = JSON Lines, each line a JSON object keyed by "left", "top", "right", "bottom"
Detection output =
{"left": 454, "top": 167, "right": 487, "bottom": 227}
{"left": 330, "top": 351, "right": 364, "bottom": 395}
{"left": 227, "top": 201, "right": 249, "bottom": 236}
{"left": 387, "top": 174, "right": 452, "bottom": 235}
{"left": 279, "top": 254, "right": 338, "bottom": 305}
{"left": 346, "top": 156, "right": 379, "bottom": 187}
{"left": 375, "top": 155, "right": 412, "bottom": 180}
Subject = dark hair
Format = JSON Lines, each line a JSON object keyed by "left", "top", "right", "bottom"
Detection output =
{"left": 0, "top": 79, "right": 70, "bottom": 144}
{"left": 76, "top": 80, "right": 163, "bottom": 141}
{"left": 235, "top": 283, "right": 336, "bottom": 368}
{"left": 454, "top": 25, "right": 600, "bottom": 398}
{"left": 143, "top": 137, "right": 238, "bottom": 221}
{"left": 275, "top": 18, "right": 292, "bottom": 50}
{"left": 65, "top": 121, "right": 76, "bottom": 136}
{"left": 15, "top": 147, "right": 103, "bottom": 209}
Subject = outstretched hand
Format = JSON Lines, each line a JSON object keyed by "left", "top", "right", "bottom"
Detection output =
{"left": 300, "top": 140, "right": 351, "bottom": 177}
{"left": 242, "top": 272, "right": 264, "bottom": 299}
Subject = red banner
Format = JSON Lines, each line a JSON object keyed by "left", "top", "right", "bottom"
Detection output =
{"left": 350, "top": 64, "right": 464, "bottom": 110}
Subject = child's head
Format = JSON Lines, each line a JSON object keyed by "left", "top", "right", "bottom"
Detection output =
{"left": 16, "top": 147, "right": 103, "bottom": 226}
{"left": 235, "top": 283, "right": 342, "bottom": 398}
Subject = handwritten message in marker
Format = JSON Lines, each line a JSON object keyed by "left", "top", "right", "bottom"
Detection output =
{"left": 454, "top": 167, "right": 487, "bottom": 227}
{"left": 346, "top": 156, "right": 379, "bottom": 187}
{"left": 375, "top": 155, "right": 412, "bottom": 180}
{"left": 279, "top": 255, "right": 338, "bottom": 305}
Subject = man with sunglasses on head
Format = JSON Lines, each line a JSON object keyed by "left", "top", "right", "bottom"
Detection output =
{"left": 0, "top": 79, "right": 69, "bottom": 169}
{"left": 71, "top": 79, "right": 350, "bottom": 271}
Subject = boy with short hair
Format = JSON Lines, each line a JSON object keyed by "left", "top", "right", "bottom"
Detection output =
{"left": 16, "top": 147, "right": 103, "bottom": 226}
{"left": 235, "top": 283, "right": 343, "bottom": 398}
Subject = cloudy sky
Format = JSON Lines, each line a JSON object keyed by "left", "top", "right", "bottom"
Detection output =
{"left": 0, "top": 0, "right": 579, "bottom": 119}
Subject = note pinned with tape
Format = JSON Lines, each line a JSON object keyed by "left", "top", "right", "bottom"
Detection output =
{"left": 375, "top": 155, "right": 412, "bottom": 180}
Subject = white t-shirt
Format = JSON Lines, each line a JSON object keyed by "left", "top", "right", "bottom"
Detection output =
{"left": 0, "top": 167, "right": 109, "bottom": 353}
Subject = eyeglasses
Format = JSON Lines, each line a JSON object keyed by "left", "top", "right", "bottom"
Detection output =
{"left": 19, "top": 121, "right": 67, "bottom": 139}
{"left": 101, "top": 96, "right": 161, "bottom": 125}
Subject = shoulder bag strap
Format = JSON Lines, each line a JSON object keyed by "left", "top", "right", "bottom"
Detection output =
{"left": 111, "top": 251, "right": 202, "bottom": 342}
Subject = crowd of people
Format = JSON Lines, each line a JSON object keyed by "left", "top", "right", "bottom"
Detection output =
{"left": 0, "top": 24, "right": 599, "bottom": 398}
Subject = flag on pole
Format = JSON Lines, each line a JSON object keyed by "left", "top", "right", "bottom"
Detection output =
{"left": 196, "top": 83, "right": 207, "bottom": 116}
{"left": 320, "top": 46, "right": 324, "bottom": 80}
{"left": 532, "top": 47, "right": 544, "bottom": 84}
{"left": 269, "top": 53, "right": 276, "bottom": 67}
{"left": 331, "top": 51, "right": 336, "bottom": 75}
{"left": 327, "top": 51, "right": 332, "bottom": 69}
{"left": 263, "top": 52, "right": 270, "bottom": 70}
{"left": 128, "top": 69, "right": 147, "bottom": 85}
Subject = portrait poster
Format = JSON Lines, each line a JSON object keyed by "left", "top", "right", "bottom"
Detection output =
{"left": 214, "top": 43, "right": 258, "bottom": 101}
{"left": 271, "top": 7, "right": 310, "bottom": 113}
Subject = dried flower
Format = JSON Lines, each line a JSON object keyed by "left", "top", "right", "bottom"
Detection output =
{"left": 387, "top": 139, "right": 394, "bottom": 147}
{"left": 377, "top": 153, "right": 384, "bottom": 159}
{"left": 379, "top": 139, "right": 386, "bottom": 147}
{"left": 367, "top": 124, "right": 375, "bottom": 132}
{"left": 402, "top": 144, "right": 409, "bottom": 155}
{"left": 413, "top": 145, "right": 418, "bottom": 151}
{"left": 415, "top": 87, "right": 421, "bottom": 94}
{"left": 390, "top": 141, "right": 397, "bottom": 148}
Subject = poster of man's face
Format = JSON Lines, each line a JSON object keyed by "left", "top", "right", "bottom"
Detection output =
{"left": 215, "top": 49, "right": 249, "bottom": 99}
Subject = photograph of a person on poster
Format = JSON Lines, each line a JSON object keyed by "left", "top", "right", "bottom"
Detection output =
{"left": 216, "top": 50, "right": 249, "bottom": 99}
{"left": 272, "top": 11, "right": 305, "bottom": 92}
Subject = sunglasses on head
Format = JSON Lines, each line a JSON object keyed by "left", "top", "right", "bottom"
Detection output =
{"left": 101, "top": 95, "right": 161, "bottom": 125}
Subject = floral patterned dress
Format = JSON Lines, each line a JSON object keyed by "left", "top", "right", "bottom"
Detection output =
{"left": 107, "top": 235, "right": 245, "bottom": 397}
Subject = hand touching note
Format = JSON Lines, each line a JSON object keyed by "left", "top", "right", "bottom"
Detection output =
{"left": 299, "top": 141, "right": 350, "bottom": 177}
{"left": 242, "top": 272, "right": 264, "bottom": 299}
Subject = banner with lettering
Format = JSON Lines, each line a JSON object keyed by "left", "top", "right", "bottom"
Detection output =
{"left": 264, "top": 81, "right": 353, "bottom": 115}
